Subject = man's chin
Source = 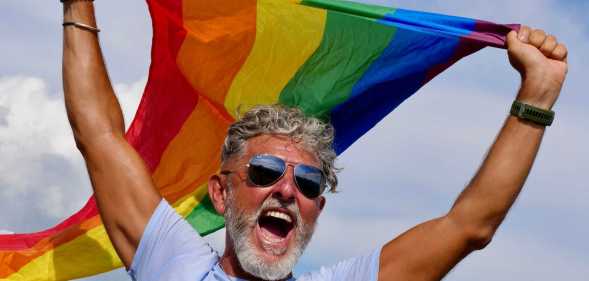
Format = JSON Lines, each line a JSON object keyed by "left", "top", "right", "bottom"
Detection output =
{"left": 224, "top": 195, "right": 315, "bottom": 280}
{"left": 231, "top": 229, "right": 302, "bottom": 280}
{"left": 235, "top": 241, "right": 299, "bottom": 281}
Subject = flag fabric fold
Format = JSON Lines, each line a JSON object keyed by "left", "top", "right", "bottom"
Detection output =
{"left": 0, "top": 0, "right": 515, "bottom": 280}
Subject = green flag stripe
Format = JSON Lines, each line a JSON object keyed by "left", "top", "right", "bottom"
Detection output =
{"left": 279, "top": 8, "right": 397, "bottom": 119}
{"left": 302, "top": 0, "right": 393, "bottom": 20}
{"left": 185, "top": 195, "right": 225, "bottom": 236}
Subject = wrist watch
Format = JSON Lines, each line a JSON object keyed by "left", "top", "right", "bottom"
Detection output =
{"left": 510, "top": 100, "right": 555, "bottom": 126}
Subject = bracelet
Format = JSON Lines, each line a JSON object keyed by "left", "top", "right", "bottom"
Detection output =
{"left": 63, "top": 21, "right": 100, "bottom": 33}
{"left": 510, "top": 100, "right": 555, "bottom": 126}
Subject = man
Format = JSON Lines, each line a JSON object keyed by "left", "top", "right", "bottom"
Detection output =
{"left": 61, "top": 0, "right": 568, "bottom": 280}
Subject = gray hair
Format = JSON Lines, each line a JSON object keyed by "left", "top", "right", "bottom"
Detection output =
{"left": 221, "top": 104, "right": 338, "bottom": 192}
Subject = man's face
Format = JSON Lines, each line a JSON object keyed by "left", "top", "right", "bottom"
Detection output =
{"left": 221, "top": 134, "right": 325, "bottom": 279}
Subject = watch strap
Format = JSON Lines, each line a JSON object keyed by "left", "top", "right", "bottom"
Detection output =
{"left": 510, "top": 100, "right": 555, "bottom": 126}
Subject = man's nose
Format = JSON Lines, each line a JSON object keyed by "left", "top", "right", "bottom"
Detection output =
{"left": 271, "top": 165, "right": 297, "bottom": 202}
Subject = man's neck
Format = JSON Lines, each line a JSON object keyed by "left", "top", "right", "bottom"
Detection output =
{"left": 220, "top": 251, "right": 252, "bottom": 280}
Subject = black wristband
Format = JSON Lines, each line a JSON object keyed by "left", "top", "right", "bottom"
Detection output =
{"left": 510, "top": 100, "right": 555, "bottom": 126}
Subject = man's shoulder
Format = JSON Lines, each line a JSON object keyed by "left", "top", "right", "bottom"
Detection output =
{"left": 296, "top": 247, "right": 382, "bottom": 281}
{"left": 129, "top": 199, "right": 221, "bottom": 280}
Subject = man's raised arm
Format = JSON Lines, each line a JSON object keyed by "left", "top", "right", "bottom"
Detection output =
{"left": 62, "top": 0, "right": 160, "bottom": 267}
{"left": 378, "top": 26, "right": 568, "bottom": 281}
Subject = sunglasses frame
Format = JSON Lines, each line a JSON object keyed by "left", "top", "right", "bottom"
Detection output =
{"left": 221, "top": 154, "right": 326, "bottom": 199}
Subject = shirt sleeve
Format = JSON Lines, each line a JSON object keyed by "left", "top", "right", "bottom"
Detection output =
{"left": 297, "top": 247, "right": 381, "bottom": 281}
{"left": 128, "top": 199, "right": 219, "bottom": 281}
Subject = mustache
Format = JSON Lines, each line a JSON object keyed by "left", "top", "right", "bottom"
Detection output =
{"left": 257, "top": 197, "right": 301, "bottom": 226}
{"left": 226, "top": 194, "right": 303, "bottom": 230}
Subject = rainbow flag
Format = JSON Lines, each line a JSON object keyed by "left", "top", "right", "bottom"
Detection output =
{"left": 0, "top": 0, "right": 515, "bottom": 280}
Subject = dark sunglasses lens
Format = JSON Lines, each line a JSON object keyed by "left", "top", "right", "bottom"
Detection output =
{"left": 294, "top": 164, "right": 324, "bottom": 198}
{"left": 248, "top": 155, "right": 286, "bottom": 186}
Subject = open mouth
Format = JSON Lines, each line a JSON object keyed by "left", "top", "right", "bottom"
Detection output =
{"left": 257, "top": 209, "right": 295, "bottom": 245}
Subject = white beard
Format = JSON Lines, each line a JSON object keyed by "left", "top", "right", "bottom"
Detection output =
{"left": 224, "top": 191, "right": 316, "bottom": 280}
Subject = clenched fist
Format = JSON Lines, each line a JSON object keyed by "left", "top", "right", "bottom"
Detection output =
{"left": 507, "top": 26, "right": 568, "bottom": 110}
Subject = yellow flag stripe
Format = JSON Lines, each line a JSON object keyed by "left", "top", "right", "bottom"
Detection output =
{"left": 224, "top": 0, "right": 327, "bottom": 117}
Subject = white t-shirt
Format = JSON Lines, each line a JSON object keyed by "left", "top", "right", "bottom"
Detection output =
{"left": 128, "top": 200, "right": 381, "bottom": 281}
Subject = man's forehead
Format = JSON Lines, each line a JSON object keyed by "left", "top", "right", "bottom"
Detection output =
{"left": 243, "top": 134, "right": 318, "bottom": 164}
{"left": 249, "top": 135, "right": 299, "bottom": 150}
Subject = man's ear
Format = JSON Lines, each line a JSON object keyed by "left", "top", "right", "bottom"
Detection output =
{"left": 208, "top": 174, "right": 227, "bottom": 215}
{"left": 318, "top": 196, "right": 326, "bottom": 212}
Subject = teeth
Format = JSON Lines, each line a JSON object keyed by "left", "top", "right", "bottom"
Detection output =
{"left": 266, "top": 211, "right": 292, "bottom": 223}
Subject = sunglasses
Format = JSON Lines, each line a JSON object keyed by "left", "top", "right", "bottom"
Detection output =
{"left": 221, "top": 154, "right": 326, "bottom": 199}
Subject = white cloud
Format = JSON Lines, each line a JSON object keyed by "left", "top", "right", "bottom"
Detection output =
{"left": 451, "top": 231, "right": 589, "bottom": 280}
{"left": 0, "top": 77, "right": 72, "bottom": 158}
{"left": 0, "top": 75, "right": 143, "bottom": 233}
{"left": 0, "top": 77, "right": 83, "bottom": 227}
{"left": 113, "top": 78, "right": 147, "bottom": 130}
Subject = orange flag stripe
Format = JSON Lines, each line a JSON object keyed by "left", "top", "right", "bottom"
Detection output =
{"left": 177, "top": 0, "right": 257, "bottom": 106}
{"left": 0, "top": 215, "right": 101, "bottom": 278}
{"left": 153, "top": 95, "right": 234, "bottom": 203}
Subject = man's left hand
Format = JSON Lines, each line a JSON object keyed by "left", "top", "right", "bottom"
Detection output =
{"left": 507, "top": 26, "right": 568, "bottom": 110}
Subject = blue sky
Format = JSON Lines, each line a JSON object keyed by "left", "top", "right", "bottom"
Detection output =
{"left": 0, "top": 0, "right": 587, "bottom": 280}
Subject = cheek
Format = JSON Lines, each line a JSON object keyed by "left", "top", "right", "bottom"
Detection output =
{"left": 298, "top": 199, "right": 322, "bottom": 223}
{"left": 235, "top": 186, "right": 271, "bottom": 210}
